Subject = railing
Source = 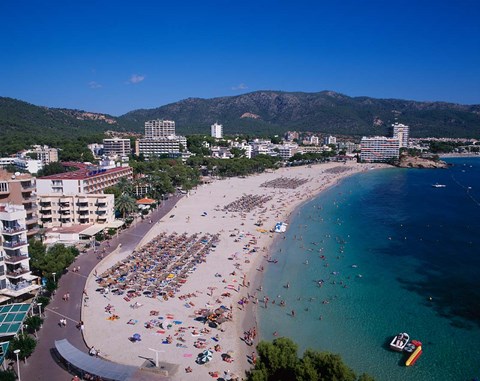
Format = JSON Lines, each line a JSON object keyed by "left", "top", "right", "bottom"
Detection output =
{"left": 6, "top": 268, "right": 30, "bottom": 277}
{"left": 3, "top": 240, "right": 28, "bottom": 248}
{"left": 6, "top": 281, "right": 32, "bottom": 291}
{"left": 1, "top": 226, "right": 27, "bottom": 235}
{"left": 5, "top": 255, "right": 29, "bottom": 263}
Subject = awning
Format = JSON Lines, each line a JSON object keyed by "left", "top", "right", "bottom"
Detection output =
{"left": 54, "top": 339, "right": 136, "bottom": 381}
{"left": 0, "top": 341, "right": 10, "bottom": 366}
{"left": 79, "top": 225, "right": 106, "bottom": 237}
{"left": 106, "top": 220, "right": 125, "bottom": 229}
{"left": 0, "top": 303, "right": 31, "bottom": 338}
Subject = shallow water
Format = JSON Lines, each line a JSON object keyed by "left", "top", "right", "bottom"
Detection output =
{"left": 259, "top": 158, "right": 480, "bottom": 381}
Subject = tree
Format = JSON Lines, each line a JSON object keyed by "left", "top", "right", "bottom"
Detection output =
{"left": 246, "top": 337, "right": 373, "bottom": 381}
{"left": 0, "top": 370, "right": 16, "bottom": 381}
{"left": 115, "top": 194, "right": 137, "bottom": 218}
{"left": 8, "top": 334, "right": 36, "bottom": 361}
{"left": 24, "top": 316, "right": 43, "bottom": 334}
{"left": 36, "top": 162, "right": 66, "bottom": 177}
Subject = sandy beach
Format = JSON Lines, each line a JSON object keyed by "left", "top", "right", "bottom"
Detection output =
{"left": 82, "top": 161, "right": 387, "bottom": 380}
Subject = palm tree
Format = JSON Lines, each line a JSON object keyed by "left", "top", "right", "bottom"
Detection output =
{"left": 115, "top": 194, "right": 137, "bottom": 219}
{"left": 116, "top": 177, "right": 134, "bottom": 197}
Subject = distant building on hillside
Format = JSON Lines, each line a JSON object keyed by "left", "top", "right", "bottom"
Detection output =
{"left": 392, "top": 122, "right": 410, "bottom": 148}
{"left": 324, "top": 136, "right": 337, "bottom": 145}
{"left": 211, "top": 123, "right": 223, "bottom": 139}
{"left": 27, "top": 145, "right": 59, "bottom": 165}
{"left": 360, "top": 136, "right": 400, "bottom": 163}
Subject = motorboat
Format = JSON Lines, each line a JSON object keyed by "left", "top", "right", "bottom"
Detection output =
{"left": 390, "top": 332, "right": 410, "bottom": 352}
{"left": 432, "top": 183, "right": 446, "bottom": 188}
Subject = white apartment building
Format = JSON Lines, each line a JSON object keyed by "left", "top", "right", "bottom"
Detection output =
{"left": 103, "top": 138, "right": 131, "bottom": 157}
{"left": 211, "top": 123, "right": 223, "bottom": 139}
{"left": 231, "top": 142, "right": 252, "bottom": 158}
{"left": 137, "top": 119, "right": 188, "bottom": 159}
{"left": 135, "top": 136, "right": 187, "bottom": 158}
{"left": 144, "top": 120, "right": 176, "bottom": 138}
{"left": 324, "top": 136, "right": 337, "bottom": 145}
{"left": 360, "top": 136, "right": 400, "bottom": 162}
{"left": 27, "top": 145, "right": 59, "bottom": 165}
{"left": 392, "top": 122, "right": 410, "bottom": 148}
{"left": 38, "top": 194, "right": 115, "bottom": 228}
{"left": 276, "top": 144, "right": 299, "bottom": 160}
{"left": 0, "top": 204, "right": 40, "bottom": 301}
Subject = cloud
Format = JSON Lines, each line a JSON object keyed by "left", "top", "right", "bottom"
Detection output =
{"left": 127, "top": 74, "right": 146, "bottom": 84}
{"left": 232, "top": 83, "right": 248, "bottom": 91}
{"left": 88, "top": 81, "right": 102, "bottom": 89}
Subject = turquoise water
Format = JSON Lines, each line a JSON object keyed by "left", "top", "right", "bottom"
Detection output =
{"left": 258, "top": 158, "right": 480, "bottom": 381}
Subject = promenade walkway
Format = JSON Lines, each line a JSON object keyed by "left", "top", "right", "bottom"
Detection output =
{"left": 20, "top": 196, "right": 181, "bottom": 381}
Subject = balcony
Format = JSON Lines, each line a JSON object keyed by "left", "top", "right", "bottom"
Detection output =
{"left": 25, "top": 215, "right": 38, "bottom": 225}
{"left": 5, "top": 255, "right": 29, "bottom": 264}
{"left": 6, "top": 267, "right": 31, "bottom": 278}
{"left": 26, "top": 227, "right": 40, "bottom": 236}
{"left": 22, "top": 196, "right": 37, "bottom": 204}
{"left": 21, "top": 182, "right": 35, "bottom": 192}
{"left": 1, "top": 226, "right": 27, "bottom": 235}
{"left": 3, "top": 279, "right": 41, "bottom": 297}
{"left": 59, "top": 203, "right": 70, "bottom": 209}
{"left": 2, "top": 240, "right": 28, "bottom": 249}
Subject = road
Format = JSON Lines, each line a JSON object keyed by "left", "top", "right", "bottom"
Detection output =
{"left": 20, "top": 196, "right": 181, "bottom": 381}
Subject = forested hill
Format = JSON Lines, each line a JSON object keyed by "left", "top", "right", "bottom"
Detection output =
{"left": 0, "top": 97, "right": 122, "bottom": 155}
{"left": 119, "top": 91, "right": 480, "bottom": 138}
{"left": 1, "top": 91, "right": 480, "bottom": 155}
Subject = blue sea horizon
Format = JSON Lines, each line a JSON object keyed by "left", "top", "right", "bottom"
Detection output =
{"left": 258, "top": 157, "right": 480, "bottom": 381}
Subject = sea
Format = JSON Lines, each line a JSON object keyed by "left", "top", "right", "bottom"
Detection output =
{"left": 258, "top": 157, "right": 480, "bottom": 381}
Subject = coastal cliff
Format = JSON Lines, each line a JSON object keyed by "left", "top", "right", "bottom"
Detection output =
{"left": 396, "top": 155, "right": 448, "bottom": 169}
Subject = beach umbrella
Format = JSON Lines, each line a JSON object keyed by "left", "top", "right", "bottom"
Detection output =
{"left": 199, "top": 349, "right": 213, "bottom": 363}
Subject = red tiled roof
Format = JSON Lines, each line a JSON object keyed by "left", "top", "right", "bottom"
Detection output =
{"left": 136, "top": 197, "right": 155, "bottom": 204}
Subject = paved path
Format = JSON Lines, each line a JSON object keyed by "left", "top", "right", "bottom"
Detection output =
{"left": 21, "top": 196, "right": 181, "bottom": 381}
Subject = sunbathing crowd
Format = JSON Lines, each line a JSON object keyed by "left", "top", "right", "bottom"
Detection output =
{"left": 221, "top": 194, "right": 273, "bottom": 213}
{"left": 260, "top": 176, "right": 309, "bottom": 189}
{"left": 96, "top": 232, "right": 220, "bottom": 299}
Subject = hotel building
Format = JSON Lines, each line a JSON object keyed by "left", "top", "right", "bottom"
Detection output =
{"left": 38, "top": 194, "right": 115, "bottom": 228}
{"left": 392, "top": 122, "right": 410, "bottom": 148}
{"left": 136, "top": 119, "right": 188, "bottom": 159}
{"left": 36, "top": 163, "right": 133, "bottom": 195}
{"left": 103, "top": 138, "right": 132, "bottom": 157}
{"left": 144, "top": 120, "right": 176, "bottom": 139}
{"left": 0, "top": 170, "right": 39, "bottom": 238}
{"left": 360, "top": 136, "right": 400, "bottom": 162}
{"left": 0, "top": 204, "right": 40, "bottom": 302}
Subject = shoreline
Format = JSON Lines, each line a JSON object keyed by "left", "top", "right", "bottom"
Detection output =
{"left": 82, "top": 161, "right": 389, "bottom": 380}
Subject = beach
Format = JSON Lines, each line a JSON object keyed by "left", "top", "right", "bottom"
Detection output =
{"left": 82, "top": 161, "right": 387, "bottom": 380}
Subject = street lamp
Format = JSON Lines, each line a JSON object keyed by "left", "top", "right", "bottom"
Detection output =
{"left": 37, "top": 302, "right": 42, "bottom": 317}
{"left": 52, "top": 272, "right": 56, "bottom": 283}
{"left": 13, "top": 349, "right": 20, "bottom": 381}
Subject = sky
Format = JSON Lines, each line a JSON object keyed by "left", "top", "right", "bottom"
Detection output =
{"left": 1, "top": 0, "right": 479, "bottom": 116}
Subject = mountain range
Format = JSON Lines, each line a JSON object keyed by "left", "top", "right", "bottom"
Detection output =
{"left": 1, "top": 91, "right": 479, "bottom": 154}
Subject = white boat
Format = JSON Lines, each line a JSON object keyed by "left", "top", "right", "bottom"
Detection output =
{"left": 432, "top": 183, "right": 446, "bottom": 188}
{"left": 273, "top": 222, "right": 288, "bottom": 233}
{"left": 390, "top": 332, "right": 410, "bottom": 352}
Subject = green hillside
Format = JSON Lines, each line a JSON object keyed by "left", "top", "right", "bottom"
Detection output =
{"left": 119, "top": 91, "right": 480, "bottom": 138}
